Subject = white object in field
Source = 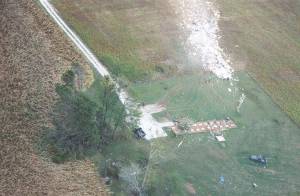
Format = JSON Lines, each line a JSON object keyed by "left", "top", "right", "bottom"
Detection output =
{"left": 169, "top": 0, "right": 234, "bottom": 79}
{"left": 139, "top": 104, "right": 174, "bottom": 140}
{"left": 215, "top": 135, "right": 226, "bottom": 142}
{"left": 177, "top": 140, "right": 184, "bottom": 148}
{"left": 237, "top": 93, "right": 246, "bottom": 113}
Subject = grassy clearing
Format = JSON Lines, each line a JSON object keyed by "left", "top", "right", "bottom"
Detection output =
{"left": 129, "top": 72, "right": 300, "bottom": 195}
{"left": 129, "top": 72, "right": 237, "bottom": 120}
{"left": 217, "top": 0, "right": 300, "bottom": 125}
{"left": 52, "top": 0, "right": 185, "bottom": 81}
{"left": 36, "top": 66, "right": 300, "bottom": 194}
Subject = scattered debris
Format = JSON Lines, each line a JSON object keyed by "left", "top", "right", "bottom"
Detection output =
{"left": 138, "top": 104, "right": 174, "bottom": 140}
{"left": 177, "top": 140, "right": 184, "bottom": 148}
{"left": 237, "top": 93, "right": 246, "bottom": 113}
{"left": 119, "top": 164, "right": 142, "bottom": 194}
{"left": 249, "top": 155, "right": 267, "bottom": 165}
{"left": 168, "top": 0, "right": 234, "bottom": 79}
{"left": 215, "top": 135, "right": 226, "bottom": 142}
{"left": 219, "top": 176, "right": 225, "bottom": 185}
{"left": 252, "top": 183, "right": 258, "bottom": 188}
{"left": 172, "top": 118, "right": 236, "bottom": 136}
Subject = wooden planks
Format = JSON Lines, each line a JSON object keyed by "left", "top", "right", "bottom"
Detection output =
{"left": 172, "top": 119, "right": 236, "bottom": 136}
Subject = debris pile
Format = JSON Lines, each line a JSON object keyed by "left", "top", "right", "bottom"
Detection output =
{"left": 172, "top": 118, "right": 236, "bottom": 136}
{"left": 169, "top": 0, "right": 234, "bottom": 79}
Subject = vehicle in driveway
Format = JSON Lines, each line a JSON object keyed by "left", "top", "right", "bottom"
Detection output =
{"left": 133, "top": 128, "right": 146, "bottom": 139}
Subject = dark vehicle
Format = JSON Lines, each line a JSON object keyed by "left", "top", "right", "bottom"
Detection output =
{"left": 133, "top": 128, "right": 146, "bottom": 139}
{"left": 249, "top": 155, "right": 267, "bottom": 165}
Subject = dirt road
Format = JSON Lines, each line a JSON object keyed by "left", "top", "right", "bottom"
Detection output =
{"left": 39, "top": 0, "right": 173, "bottom": 139}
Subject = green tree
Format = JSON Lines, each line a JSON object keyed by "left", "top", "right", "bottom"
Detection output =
{"left": 62, "top": 69, "right": 75, "bottom": 87}
{"left": 96, "top": 76, "right": 126, "bottom": 141}
{"left": 43, "top": 69, "right": 127, "bottom": 162}
{"left": 45, "top": 70, "right": 100, "bottom": 162}
{"left": 101, "top": 76, "right": 115, "bottom": 126}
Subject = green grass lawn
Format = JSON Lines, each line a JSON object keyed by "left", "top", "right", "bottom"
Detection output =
{"left": 128, "top": 72, "right": 300, "bottom": 195}
{"left": 83, "top": 70, "right": 300, "bottom": 195}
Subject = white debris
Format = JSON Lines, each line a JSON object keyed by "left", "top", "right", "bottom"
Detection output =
{"left": 177, "top": 140, "right": 184, "bottom": 148}
{"left": 169, "top": 0, "right": 234, "bottom": 79}
{"left": 215, "top": 135, "right": 226, "bottom": 142}
{"left": 138, "top": 104, "right": 174, "bottom": 140}
{"left": 237, "top": 93, "right": 246, "bottom": 113}
{"left": 228, "top": 88, "right": 232, "bottom": 92}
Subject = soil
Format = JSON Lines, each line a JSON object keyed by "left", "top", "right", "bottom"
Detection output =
{"left": 0, "top": 0, "right": 107, "bottom": 195}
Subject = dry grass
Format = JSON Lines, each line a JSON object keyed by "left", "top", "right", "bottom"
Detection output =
{"left": 217, "top": 0, "right": 300, "bottom": 125}
{"left": 0, "top": 0, "right": 107, "bottom": 195}
{"left": 52, "top": 0, "right": 185, "bottom": 80}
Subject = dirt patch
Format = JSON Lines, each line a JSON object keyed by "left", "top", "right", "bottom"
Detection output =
{"left": 185, "top": 182, "right": 197, "bottom": 195}
{"left": 0, "top": 0, "right": 106, "bottom": 195}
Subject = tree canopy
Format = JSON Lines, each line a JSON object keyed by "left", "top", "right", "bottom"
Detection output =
{"left": 43, "top": 69, "right": 126, "bottom": 163}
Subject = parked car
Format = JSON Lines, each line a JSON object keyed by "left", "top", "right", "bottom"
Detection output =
{"left": 249, "top": 155, "right": 267, "bottom": 165}
{"left": 133, "top": 128, "right": 146, "bottom": 139}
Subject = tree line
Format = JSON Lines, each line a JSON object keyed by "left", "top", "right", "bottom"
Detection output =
{"left": 41, "top": 69, "right": 126, "bottom": 163}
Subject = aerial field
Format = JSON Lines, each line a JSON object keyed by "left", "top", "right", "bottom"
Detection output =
{"left": 217, "top": 0, "right": 300, "bottom": 125}
{"left": 129, "top": 72, "right": 300, "bottom": 195}
{"left": 52, "top": 0, "right": 186, "bottom": 81}
{"left": 51, "top": 0, "right": 300, "bottom": 195}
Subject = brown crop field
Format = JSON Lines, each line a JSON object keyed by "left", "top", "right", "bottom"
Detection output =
{"left": 0, "top": 0, "right": 107, "bottom": 195}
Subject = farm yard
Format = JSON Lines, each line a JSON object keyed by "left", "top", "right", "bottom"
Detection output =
{"left": 50, "top": 0, "right": 300, "bottom": 195}
{"left": 128, "top": 72, "right": 300, "bottom": 195}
